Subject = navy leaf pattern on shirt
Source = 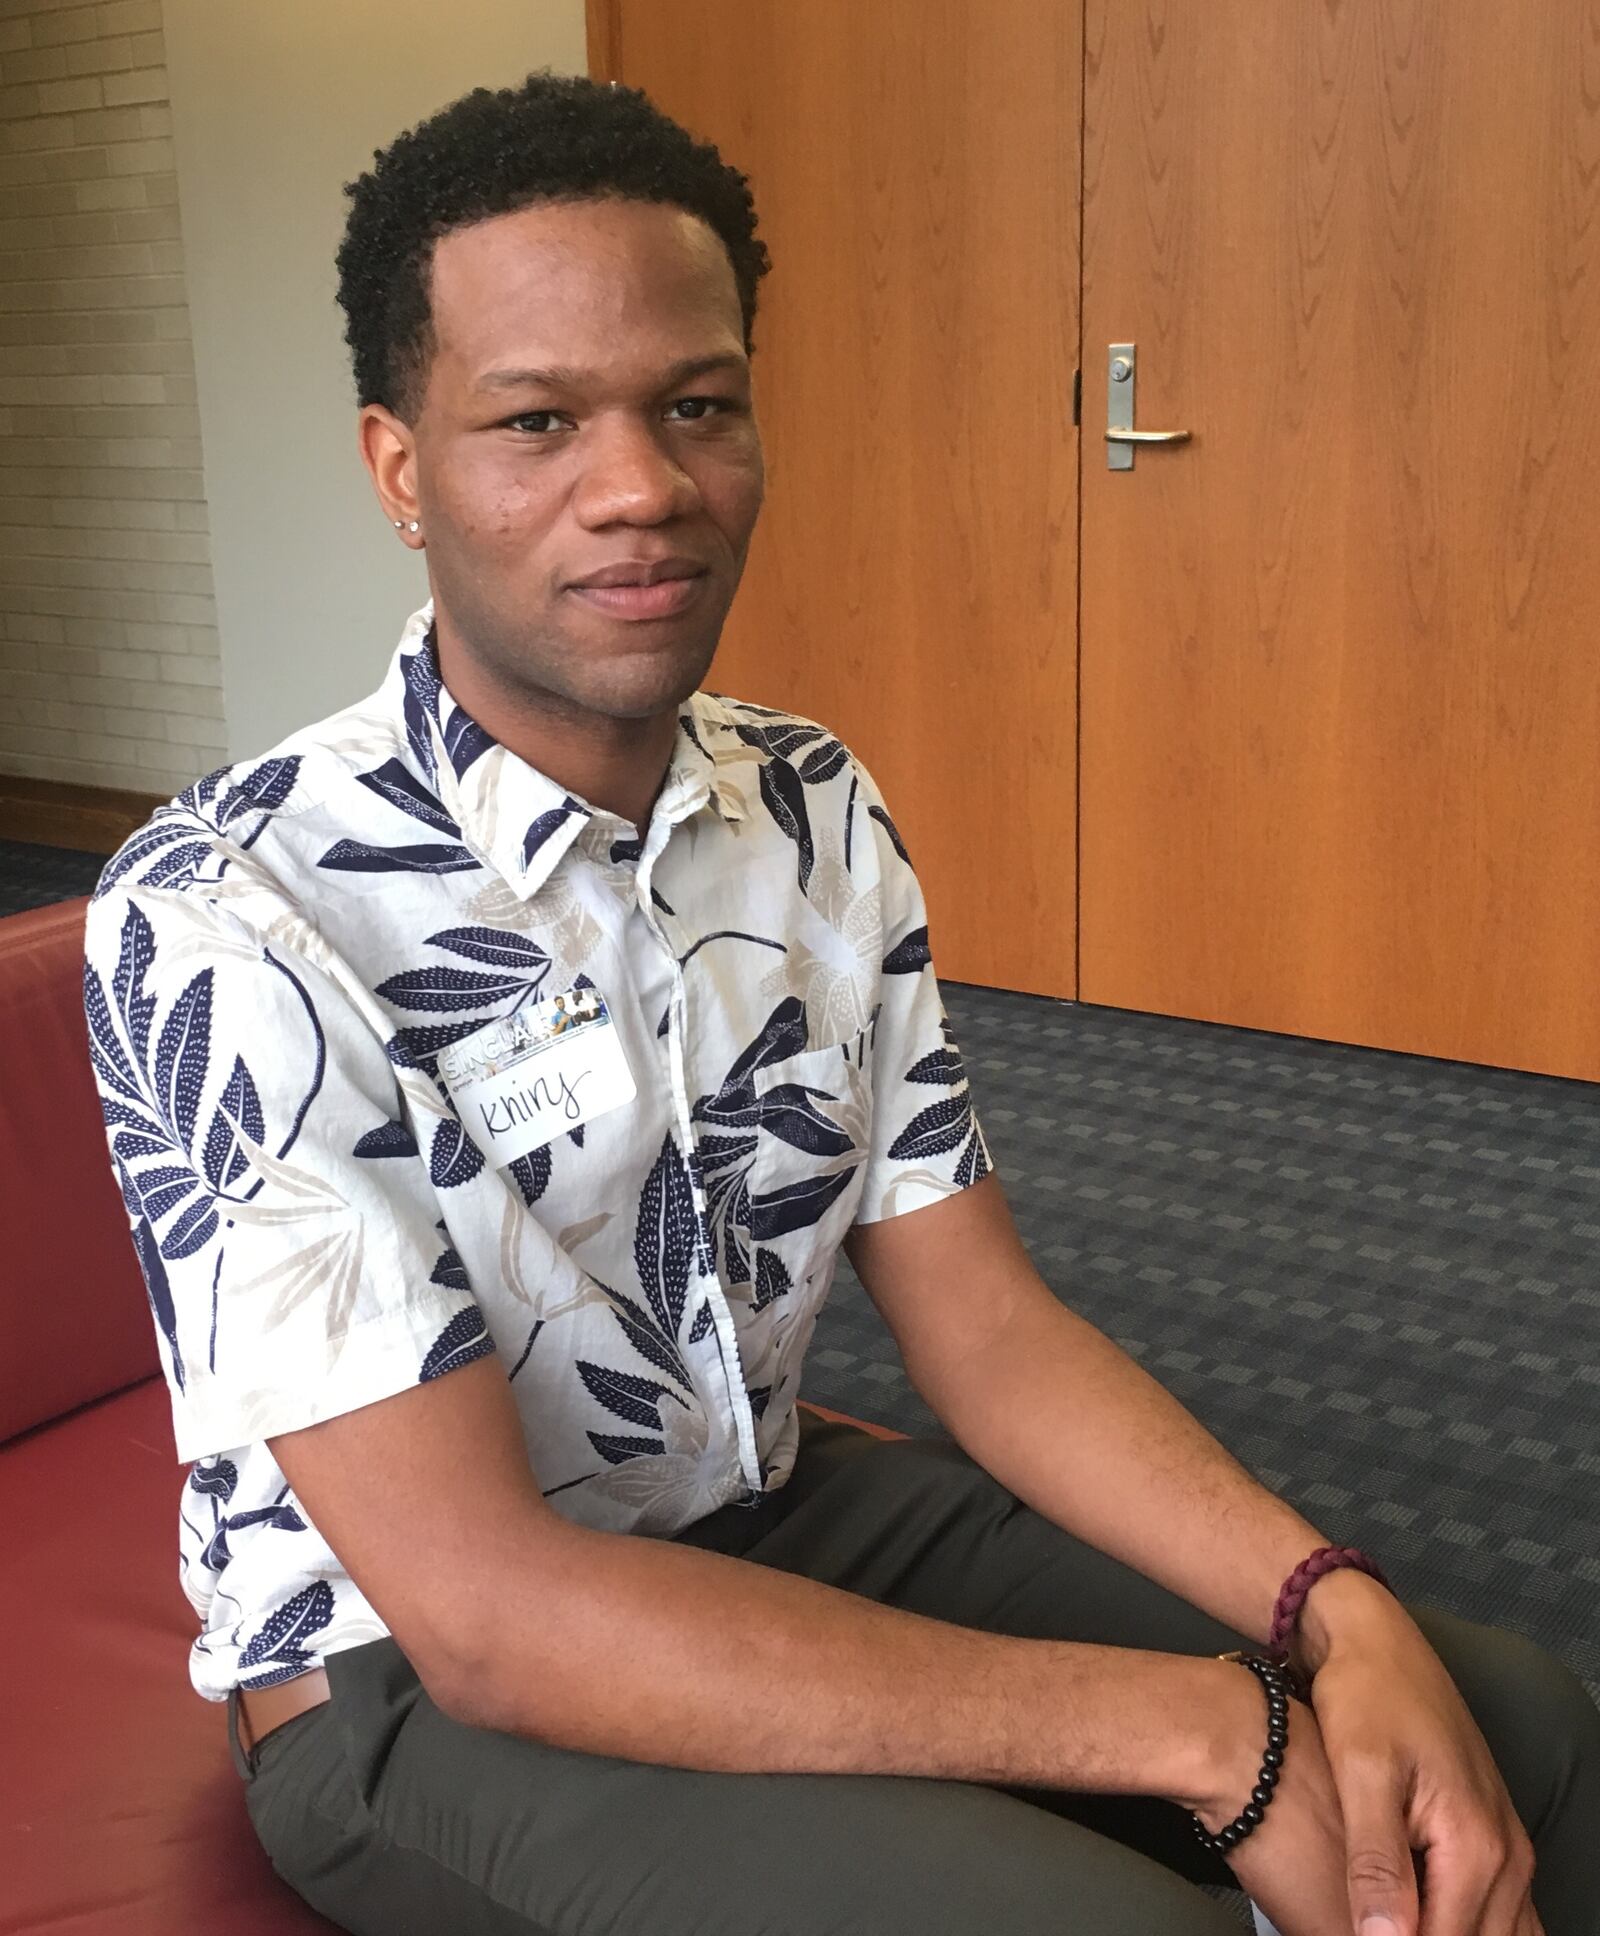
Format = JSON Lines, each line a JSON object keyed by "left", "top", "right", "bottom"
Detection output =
{"left": 135, "top": 1163, "right": 200, "bottom": 1221}
{"left": 523, "top": 797, "right": 586, "bottom": 869}
{"left": 95, "top": 756, "right": 303, "bottom": 893}
{"left": 352, "top": 1118, "right": 419, "bottom": 1159}
{"left": 442, "top": 702, "right": 495, "bottom": 779}
{"left": 111, "top": 903, "right": 157, "bottom": 1065}
{"left": 883, "top": 925, "right": 932, "bottom": 975}
{"left": 100, "top": 1096, "right": 163, "bottom": 1141}
{"left": 508, "top": 1144, "right": 552, "bottom": 1209}
{"left": 599, "top": 1274, "right": 691, "bottom": 1391}
{"left": 753, "top": 1247, "right": 792, "bottom": 1313}
{"left": 905, "top": 1044, "right": 965, "bottom": 1085}
{"left": 420, "top": 1305, "right": 494, "bottom": 1382}
{"left": 153, "top": 967, "right": 212, "bottom": 1149}
{"left": 693, "top": 1130, "right": 757, "bottom": 1285}
{"left": 319, "top": 837, "right": 482, "bottom": 875}
{"left": 749, "top": 1166, "right": 857, "bottom": 1242}
{"left": 202, "top": 1054, "right": 265, "bottom": 1191}
{"left": 201, "top": 1501, "right": 306, "bottom": 1572}
{"left": 238, "top": 1579, "right": 334, "bottom": 1685}
{"left": 188, "top": 1456, "right": 238, "bottom": 1502}
{"left": 757, "top": 756, "right": 815, "bottom": 893}
{"left": 385, "top": 1017, "right": 496, "bottom": 1072}
{"left": 429, "top": 1116, "right": 484, "bottom": 1189}
{"left": 868, "top": 800, "right": 911, "bottom": 865}
{"left": 84, "top": 961, "right": 145, "bottom": 1109}
{"left": 589, "top": 1430, "right": 666, "bottom": 1465}
{"left": 380, "top": 928, "right": 554, "bottom": 1070}
{"left": 724, "top": 997, "right": 808, "bottom": 1085}
{"left": 177, "top": 762, "right": 228, "bottom": 814}
{"left": 217, "top": 755, "right": 300, "bottom": 837}
{"left": 401, "top": 633, "right": 494, "bottom": 782}
{"left": 88, "top": 935, "right": 226, "bottom": 1261}
{"left": 746, "top": 1084, "right": 854, "bottom": 1157}
{"left": 731, "top": 717, "right": 836, "bottom": 764}
{"left": 888, "top": 1093, "right": 971, "bottom": 1160}
{"left": 161, "top": 1193, "right": 220, "bottom": 1262}
{"left": 577, "top": 1358, "right": 681, "bottom": 1433}
{"left": 378, "top": 965, "right": 534, "bottom": 1012}
{"left": 130, "top": 1208, "right": 183, "bottom": 1392}
{"left": 691, "top": 998, "right": 860, "bottom": 1277}
{"left": 355, "top": 757, "right": 462, "bottom": 837}
{"left": 429, "top": 1238, "right": 471, "bottom": 1293}
{"left": 400, "top": 625, "right": 447, "bottom": 779}
{"left": 889, "top": 1019, "right": 990, "bottom": 1187}
{"left": 427, "top": 927, "right": 552, "bottom": 973}
{"left": 635, "top": 1134, "right": 697, "bottom": 1345}
{"left": 799, "top": 739, "right": 850, "bottom": 784}
{"left": 94, "top": 819, "right": 212, "bottom": 899}
{"left": 956, "top": 1135, "right": 991, "bottom": 1190}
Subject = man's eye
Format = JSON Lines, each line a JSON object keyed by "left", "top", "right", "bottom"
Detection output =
{"left": 507, "top": 411, "right": 565, "bottom": 433}
{"left": 666, "top": 396, "right": 730, "bottom": 422}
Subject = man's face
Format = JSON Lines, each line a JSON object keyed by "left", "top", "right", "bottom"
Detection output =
{"left": 405, "top": 197, "right": 765, "bottom": 722}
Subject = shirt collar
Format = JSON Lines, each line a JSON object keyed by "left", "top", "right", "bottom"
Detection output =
{"left": 383, "top": 600, "right": 746, "bottom": 900}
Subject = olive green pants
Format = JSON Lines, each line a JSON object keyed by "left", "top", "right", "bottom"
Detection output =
{"left": 232, "top": 1410, "right": 1600, "bottom": 1935}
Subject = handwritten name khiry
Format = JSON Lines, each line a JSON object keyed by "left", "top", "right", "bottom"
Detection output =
{"left": 478, "top": 1066, "right": 593, "bottom": 1142}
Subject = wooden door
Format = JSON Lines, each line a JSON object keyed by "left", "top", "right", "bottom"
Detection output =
{"left": 1079, "top": 1, "right": 1600, "bottom": 1078}
{"left": 592, "top": 1, "right": 1082, "bottom": 997}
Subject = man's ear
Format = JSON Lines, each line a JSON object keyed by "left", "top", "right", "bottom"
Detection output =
{"left": 359, "top": 402, "right": 422, "bottom": 535}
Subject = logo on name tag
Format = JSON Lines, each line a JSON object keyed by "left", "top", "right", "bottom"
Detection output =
{"left": 438, "top": 987, "right": 636, "bottom": 1169}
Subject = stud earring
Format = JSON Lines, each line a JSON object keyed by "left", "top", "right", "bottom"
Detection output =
{"left": 392, "top": 518, "right": 420, "bottom": 534}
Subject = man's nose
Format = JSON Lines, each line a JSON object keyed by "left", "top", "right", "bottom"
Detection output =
{"left": 573, "top": 417, "right": 699, "bottom": 528}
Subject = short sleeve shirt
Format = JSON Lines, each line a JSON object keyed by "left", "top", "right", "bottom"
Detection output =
{"left": 83, "top": 599, "right": 993, "bottom": 1699}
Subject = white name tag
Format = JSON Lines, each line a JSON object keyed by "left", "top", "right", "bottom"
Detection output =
{"left": 437, "top": 987, "right": 636, "bottom": 1169}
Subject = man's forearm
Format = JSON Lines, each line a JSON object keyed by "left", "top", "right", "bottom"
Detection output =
{"left": 906, "top": 1285, "right": 1331, "bottom": 1645}
{"left": 448, "top": 1515, "right": 1257, "bottom": 1808}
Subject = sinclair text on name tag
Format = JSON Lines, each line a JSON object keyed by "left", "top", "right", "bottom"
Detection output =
{"left": 436, "top": 988, "right": 636, "bottom": 1169}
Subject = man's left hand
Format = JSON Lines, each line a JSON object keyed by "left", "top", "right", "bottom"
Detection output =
{"left": 1298, "top": 1572, "right": 1542, "bottom": 1936}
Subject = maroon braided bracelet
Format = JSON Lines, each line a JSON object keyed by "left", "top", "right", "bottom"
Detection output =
{"left": 1268, "top": 1545, "right": 1391, "bottom": 1665}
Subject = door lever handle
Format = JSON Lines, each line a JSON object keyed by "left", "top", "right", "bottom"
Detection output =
{"left": 1106, "top": 343, "right": 1190, "bottom": 468}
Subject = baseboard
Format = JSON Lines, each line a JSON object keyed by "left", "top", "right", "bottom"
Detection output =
{"left": 0, "top": 773, "right": 165, "bottom": 856}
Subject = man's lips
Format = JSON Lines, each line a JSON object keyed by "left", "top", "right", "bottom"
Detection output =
{"left": 565, "top": 559, "right": 708, "bottom": 621}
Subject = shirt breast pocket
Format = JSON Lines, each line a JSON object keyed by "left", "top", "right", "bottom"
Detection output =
{"left": 746, "top": 1024, "right": 876, "bottom": 1280}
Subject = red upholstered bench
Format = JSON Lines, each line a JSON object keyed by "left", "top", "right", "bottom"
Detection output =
{"left": 0, "top": 895, "right": 902, "bottom": 1936}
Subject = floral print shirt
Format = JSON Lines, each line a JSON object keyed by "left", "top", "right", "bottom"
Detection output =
{"left": 83, "top": 598, "right": 991, "bottom": 1700}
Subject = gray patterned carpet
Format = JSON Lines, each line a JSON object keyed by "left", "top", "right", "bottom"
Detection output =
{"left": 3, "top": 837, "right": 1595, "bottom": 1701}
{"left": 0, "top": 836, "right": 104, "bottom": 916}
{"left": 809, "top": 985, "right": 1600, "bottom": 1701}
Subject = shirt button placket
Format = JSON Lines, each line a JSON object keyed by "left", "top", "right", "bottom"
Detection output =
{"left": 634, "top": 848, "right": 763, "bottom": 1497}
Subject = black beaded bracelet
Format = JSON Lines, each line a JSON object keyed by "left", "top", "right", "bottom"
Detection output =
{"left": 1190, "top": 1651, "right": 1294, "bottom": 1858}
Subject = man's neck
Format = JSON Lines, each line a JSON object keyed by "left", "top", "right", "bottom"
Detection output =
{"left": 433, "top": 626, "right": 680, "bottom": 834}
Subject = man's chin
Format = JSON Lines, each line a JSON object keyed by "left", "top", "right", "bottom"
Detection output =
{"left": 563, "top": 632, "right": 723, "bottom": 721}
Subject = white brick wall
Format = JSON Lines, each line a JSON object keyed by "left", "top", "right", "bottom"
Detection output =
{"left": 0, "top": 0, "right": 223, "bottom": 796}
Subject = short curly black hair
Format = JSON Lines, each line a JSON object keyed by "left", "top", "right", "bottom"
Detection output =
{"left": 335, "top": 71, "right": 771, "bottom": 422}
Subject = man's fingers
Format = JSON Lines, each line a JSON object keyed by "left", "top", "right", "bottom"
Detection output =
{"left": 1339, "top": 1763, "right": 1421, "bottom": 1936}
{"left": 1414, "top": 1816, "right": 1526, "bottom": 1936}
{"left": 1479, "top": 1826, "right": 1540, "bottom": 1936}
